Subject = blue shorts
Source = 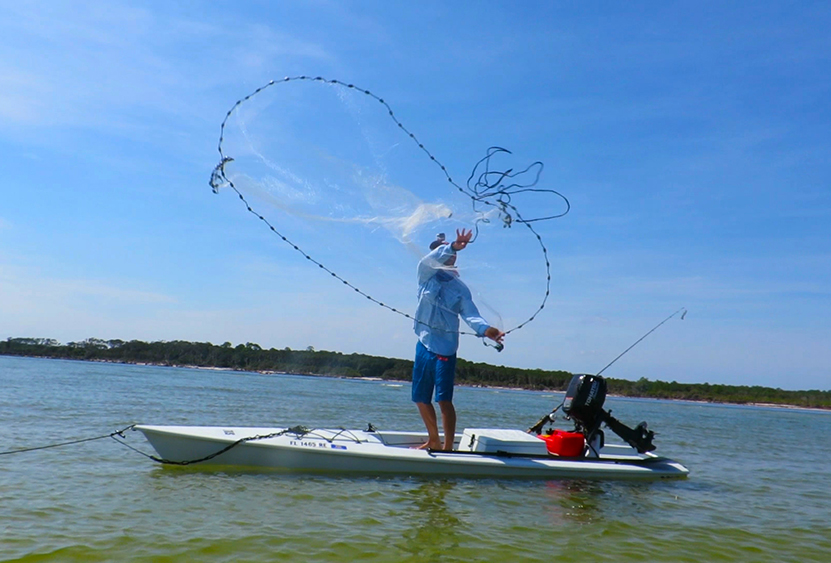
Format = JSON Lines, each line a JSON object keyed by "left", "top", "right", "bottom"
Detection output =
{"left": 412, "top": 341, "right": 457, "bottom": 404}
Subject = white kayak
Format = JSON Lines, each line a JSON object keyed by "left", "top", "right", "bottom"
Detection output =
{"left": 133, "top": 425, "right": 689, "bottom": 480}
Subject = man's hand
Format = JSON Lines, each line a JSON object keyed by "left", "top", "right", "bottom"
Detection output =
{"left": 484, "top": 326, "right": 505, "bottom": 344}
{"left": 451, "top": 228, "right": 474, "bottom": 251}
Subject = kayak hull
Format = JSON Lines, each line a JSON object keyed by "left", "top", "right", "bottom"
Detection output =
{"left": 133, "top": 425, "right": 689, "bottom": 480}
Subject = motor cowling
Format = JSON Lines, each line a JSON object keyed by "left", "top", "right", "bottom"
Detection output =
{"left": 562, "top": 374, "right": 607, "bottom": 431}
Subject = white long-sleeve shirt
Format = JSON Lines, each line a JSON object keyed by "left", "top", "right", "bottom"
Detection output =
{"left": 413, "top": 244, "right": 490, "bottom": 356}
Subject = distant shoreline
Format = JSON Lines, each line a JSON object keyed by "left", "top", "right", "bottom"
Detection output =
{"left": 4, "top": 352, "right": 829, "bottom": 413}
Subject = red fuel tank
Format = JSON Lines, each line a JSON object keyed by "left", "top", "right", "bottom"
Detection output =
{"left": 538, "top": 430, "right": 585, "bottom": 457}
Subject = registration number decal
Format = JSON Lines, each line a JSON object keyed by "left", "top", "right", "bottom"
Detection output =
{"left": 289, "top": 440, "right": 346, "bottom": 451}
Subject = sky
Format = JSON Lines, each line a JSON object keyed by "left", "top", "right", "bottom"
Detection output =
{"left": 1, "top": 1, "right": 829, "bottom": 390}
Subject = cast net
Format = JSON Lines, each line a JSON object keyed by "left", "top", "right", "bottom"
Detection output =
{"left": 209, "top": 76, "right": 569, "bottom": 347}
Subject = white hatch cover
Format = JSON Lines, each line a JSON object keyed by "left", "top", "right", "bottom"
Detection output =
{"left": 458, "top": 428, "right": 549, "bottom": 456}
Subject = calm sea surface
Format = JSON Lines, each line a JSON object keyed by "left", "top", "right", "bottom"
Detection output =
{"left": 1, "top": 355, "right": 829, "bottom": 562}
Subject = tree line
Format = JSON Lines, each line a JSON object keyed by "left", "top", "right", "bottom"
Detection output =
{"left": 2, "top": 337, "right": 829, "bottom": 409}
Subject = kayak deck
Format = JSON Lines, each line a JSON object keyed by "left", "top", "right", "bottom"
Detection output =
{"left": 133, "top": 425, "right": 689, "bottom": 480}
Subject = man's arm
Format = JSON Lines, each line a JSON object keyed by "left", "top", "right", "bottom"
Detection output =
{"left": 458, "top": 295, "right": 504, "bottom": 344}
{"left": 448, "top": 228, "right": 505, "bottom": 344}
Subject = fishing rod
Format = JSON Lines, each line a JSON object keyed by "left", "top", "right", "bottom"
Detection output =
{"left": 596, "top": 307, "right": 687, "bottom": 376}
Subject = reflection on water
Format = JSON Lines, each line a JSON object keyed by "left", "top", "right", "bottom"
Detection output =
{"left": 540, "top": 480, "right": 605, "bottom": 525}
{"left": 397, "top": 480, "right": 464, "bottom": 561}
{"left": 537, "top": 479, "right": 684, "bottom": 528}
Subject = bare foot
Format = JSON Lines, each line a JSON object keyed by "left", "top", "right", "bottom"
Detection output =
{"left": 413, "top": 441, "right": 442, "bottom": 450}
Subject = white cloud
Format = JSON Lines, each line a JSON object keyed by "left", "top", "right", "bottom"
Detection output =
{"left": 0, "top": 3, "right": 332, "bottom": 131}
{"left": 0, "top": 260, "right": 177, "bottom": 340}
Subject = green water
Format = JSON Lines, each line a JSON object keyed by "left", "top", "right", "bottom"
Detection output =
{"left": 1, "top": 356, "right": 829, "bottom": 562}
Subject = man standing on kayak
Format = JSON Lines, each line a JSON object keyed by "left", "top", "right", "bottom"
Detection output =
{"left": 413, "top": 228, "right": 505, "bottom": 451}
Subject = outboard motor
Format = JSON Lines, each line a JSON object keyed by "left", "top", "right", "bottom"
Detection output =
{"left": 530, "top": 374, "right": 656, "bottom": 454}
{"left": 563, "top": 373, "right": 607, "bottom": 432}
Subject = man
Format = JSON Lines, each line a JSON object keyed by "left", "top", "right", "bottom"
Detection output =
{"left": 412, "top": 228, "right": 505, "bottom": 450}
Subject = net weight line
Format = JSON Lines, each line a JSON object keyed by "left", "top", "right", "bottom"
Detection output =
{"left": 210, "top": 76, "right": 569, "bottom": 342}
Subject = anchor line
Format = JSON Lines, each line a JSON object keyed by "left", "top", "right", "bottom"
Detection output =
{"left": 0, "top": 425, "right": 136, "bottom": 456}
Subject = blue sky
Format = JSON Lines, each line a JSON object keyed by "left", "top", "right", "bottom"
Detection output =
{"left": 1, "top": 1, "right": 829, "bottom": 390}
